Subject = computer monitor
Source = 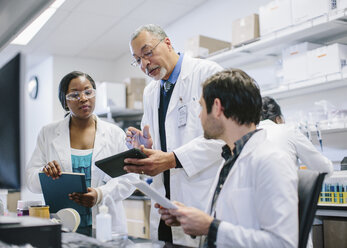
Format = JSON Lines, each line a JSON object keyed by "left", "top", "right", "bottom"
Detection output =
{"left": 0, "top": 54, "right": 21, "bottom": 189}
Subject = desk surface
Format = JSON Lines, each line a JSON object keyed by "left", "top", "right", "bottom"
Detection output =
{"left": 62, "top": 232, "right": 192, "bottom": 248}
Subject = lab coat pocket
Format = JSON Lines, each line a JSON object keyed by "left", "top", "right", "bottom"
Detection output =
{"left": 185, "top": 99, "right": 202, "bottom": 130}
{"left": 177, "top": 175, "right": 214, "bottom": 209}
{"left": 223, "top": 188, "right": 257, "bottom": 229}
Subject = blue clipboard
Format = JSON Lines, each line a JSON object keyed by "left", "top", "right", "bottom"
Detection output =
{"left": 39, "top": 172, "right": 90, "bottom": 214}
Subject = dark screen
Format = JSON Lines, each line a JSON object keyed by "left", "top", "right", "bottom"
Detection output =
{"left": 0, "top": 54, "right": 21, "bottom": 189}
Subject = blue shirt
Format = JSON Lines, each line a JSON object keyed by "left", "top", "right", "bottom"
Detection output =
{"left": 160, "top": 53, "right": 183, "bottom": 88}
{"left": 158, "top": 53, "right": 183, "bottom": 242}
{"left": 71, "top": 149, "right": 93, "bottom": 227}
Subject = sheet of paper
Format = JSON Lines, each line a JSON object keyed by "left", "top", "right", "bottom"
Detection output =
{"left": 131, "top": 180, "right": 178, "bottom": 209}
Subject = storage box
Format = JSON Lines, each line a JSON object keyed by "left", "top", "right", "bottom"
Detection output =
{"left": 185, "top": 35, "right": 231, "bottom": 58}
{"left": 282, "top": 42, "right": 321, "bottom": 83}
{"left": 307, "top": 43, "right": 347, "bottom": 78}
{"left": 291, "top": 0, "right": 328, "bottom": 24}
{"left": 259, "top": 0, "right": 292, "bottom": 36}
{"left": 94, "top": 82, "right": 126, "bottom": 115}
{"left": 232, "top": 14, "right": 260, "bottom": 47}
{"left": 124, "top": 78, "right": 147, "bottom": 109}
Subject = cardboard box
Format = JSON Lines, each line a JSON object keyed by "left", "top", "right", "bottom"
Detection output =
{"left": 232, "top": 14, "right": 260, "bottom": 47}
{"left": 282, "top": 42, "right": 321, "bottom": 83}
{"left": 185, "top": 35, "right": 231, "bottom": 58}
{"left": 291, "top": 0, "right": 328, "bottom": 24}
{"left": 307, "top": 43, "right": 347, "bottom": 78}
{"left": 124, "top": 78, "right": 146, "bottom": 109}
{"left": 259, "top": 0, "right": 292, "bottom": 36}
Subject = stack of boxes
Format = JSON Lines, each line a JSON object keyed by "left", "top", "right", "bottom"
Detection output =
{"left": 282, "top": 43, "right": 347, "bottom": 84}
{"left": 282, "top": 42, "right": 321, "bottom": 83}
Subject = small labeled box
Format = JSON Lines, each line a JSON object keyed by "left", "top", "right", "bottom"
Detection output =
{"left": 282, "top": 42, "right": 321, "bottom": 83}
{"left": 259, "top": 0, "right": 292, "bottom": 36}
{"left": 232, "top": 14, "right": 259, "bottom": 47}
{"left": 185, "top": 35, "right": 231, "bottom": 58}
{"left": 307, "top": 43, "right": 347, "bottom": 78}
{"left": 124, "top": 78, "right": 147, "bottom": 109}
{"left": 291, "top": 0, "right": 328, "bottom": 25}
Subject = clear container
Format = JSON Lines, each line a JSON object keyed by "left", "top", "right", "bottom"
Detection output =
{"left": 17, "top": 200, "right": 42, "bottom": 216}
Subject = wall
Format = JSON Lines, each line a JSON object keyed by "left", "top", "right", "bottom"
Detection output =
{"left": 52, "top": 56, "right": 124, "bottom": 120}
{"left": 113, "top": 0, "right": 271, "bottom": 83}
{"left": 22, "top": 56, "right": 54, "bottom": 201}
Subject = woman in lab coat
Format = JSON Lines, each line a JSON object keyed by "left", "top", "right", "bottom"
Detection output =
{"left": 26, "top": 71, "right": 137, "bottom": 235}
{"left": 259, "top": 96, "right": 333, "bottom": 174}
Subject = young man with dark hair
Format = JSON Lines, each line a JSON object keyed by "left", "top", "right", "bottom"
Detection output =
{"left": 159, "top": 69, "right": 298, "bottom": 248}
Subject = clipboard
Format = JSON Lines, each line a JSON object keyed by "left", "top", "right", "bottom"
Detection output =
{"left": 95, "top": 148, "right": 147, "bottom": 178}
{"left": 39, "top": 172, "right": 90, "bottom": 214}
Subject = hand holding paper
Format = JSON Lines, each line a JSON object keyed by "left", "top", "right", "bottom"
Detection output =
{"left": 131, "top": 180, "right": 177, "bottom": 209}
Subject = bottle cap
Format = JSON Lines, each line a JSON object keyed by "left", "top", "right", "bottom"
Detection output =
{"left": 99, "top": 204, "right": 108, "bottom": 214}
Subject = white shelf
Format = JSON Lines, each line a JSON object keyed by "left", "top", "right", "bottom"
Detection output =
{"left": 261, "top": 72, "right": 347, "bottom": 99}
{"left": 312, "top": 128, "right": 347, "bottom": 135}
{"left": 208, "top": 11, "right": 347, "bottom": 67}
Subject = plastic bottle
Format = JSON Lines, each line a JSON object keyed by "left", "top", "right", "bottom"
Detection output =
{"left": 96, "top": 204, "right": 112, "bottom": 242}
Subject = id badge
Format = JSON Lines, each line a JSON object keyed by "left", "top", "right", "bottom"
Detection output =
{"left": 178, "top": 105, "right": 187, "bottom": 128}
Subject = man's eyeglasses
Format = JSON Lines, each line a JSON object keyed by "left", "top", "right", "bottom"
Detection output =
{"left": 131, "top": 38, "right": 164, "bottom": 67}
{"left": 66, "top": 88, "right": 96, "bottom": 101}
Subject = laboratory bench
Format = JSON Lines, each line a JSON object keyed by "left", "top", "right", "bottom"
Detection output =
{"left": 313, "top": 204, "right": 347, "bottom": 248}
{"left": 0, "top": 215, "right": 190, "bottom": 248}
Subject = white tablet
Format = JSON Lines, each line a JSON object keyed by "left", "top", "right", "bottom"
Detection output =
{"left": 132, "top": 180, "right": 178, "bottom": 209}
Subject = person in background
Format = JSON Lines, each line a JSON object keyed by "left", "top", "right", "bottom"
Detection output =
{"left": 159, "top": 69, "right": 298, "bottom": 248}
{"left": 26, "top": 71, "right": 137, "bottom": 235}
{"left": 259, "top": 96, "right": 333, "bottom": 174}
{"left": 124, "top": 24, "right": 224, "bottom": 246}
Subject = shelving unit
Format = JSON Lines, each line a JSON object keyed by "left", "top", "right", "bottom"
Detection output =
{"left": 262, "top": 72, "right": 347, "bottom": 99}
{"left": 208, "top": 11, "right": 347, "bottom": 68}
{"left": 207, "top": 10, "right": 347, "bottom": 100}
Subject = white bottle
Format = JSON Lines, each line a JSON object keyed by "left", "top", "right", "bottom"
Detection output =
{"left": 96, "top": 204, "right": 112, "bottom": 242}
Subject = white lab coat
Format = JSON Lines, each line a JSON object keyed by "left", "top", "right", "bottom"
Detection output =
{"left": 205, "top": 130, "right": 298, "bottom": 248}
{"left": 142, "top": 55, "right": 224, "bottom": 246}
{"left": 26, "top": 115, "right": 138, "bottom": 233}
{"left": 259, "top": 120, "right": 333, "bottom": 174}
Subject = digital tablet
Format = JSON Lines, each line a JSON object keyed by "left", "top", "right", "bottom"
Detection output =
{"left": 131, "top": 180, "right": 178, "bottom": 209}
{"left": 95, "top": 148, "right": 147, "bottom": 178}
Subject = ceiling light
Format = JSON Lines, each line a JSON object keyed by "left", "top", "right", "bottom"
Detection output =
{"left": 11, "top": 0, "right": 66, "bottom": 46}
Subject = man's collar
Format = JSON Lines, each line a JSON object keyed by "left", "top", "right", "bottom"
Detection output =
{"left": 160, "top": 53, "right": 184, "bottom": 87}
{"left": 221, "top": 129, "right": 259, "bottom": 160}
